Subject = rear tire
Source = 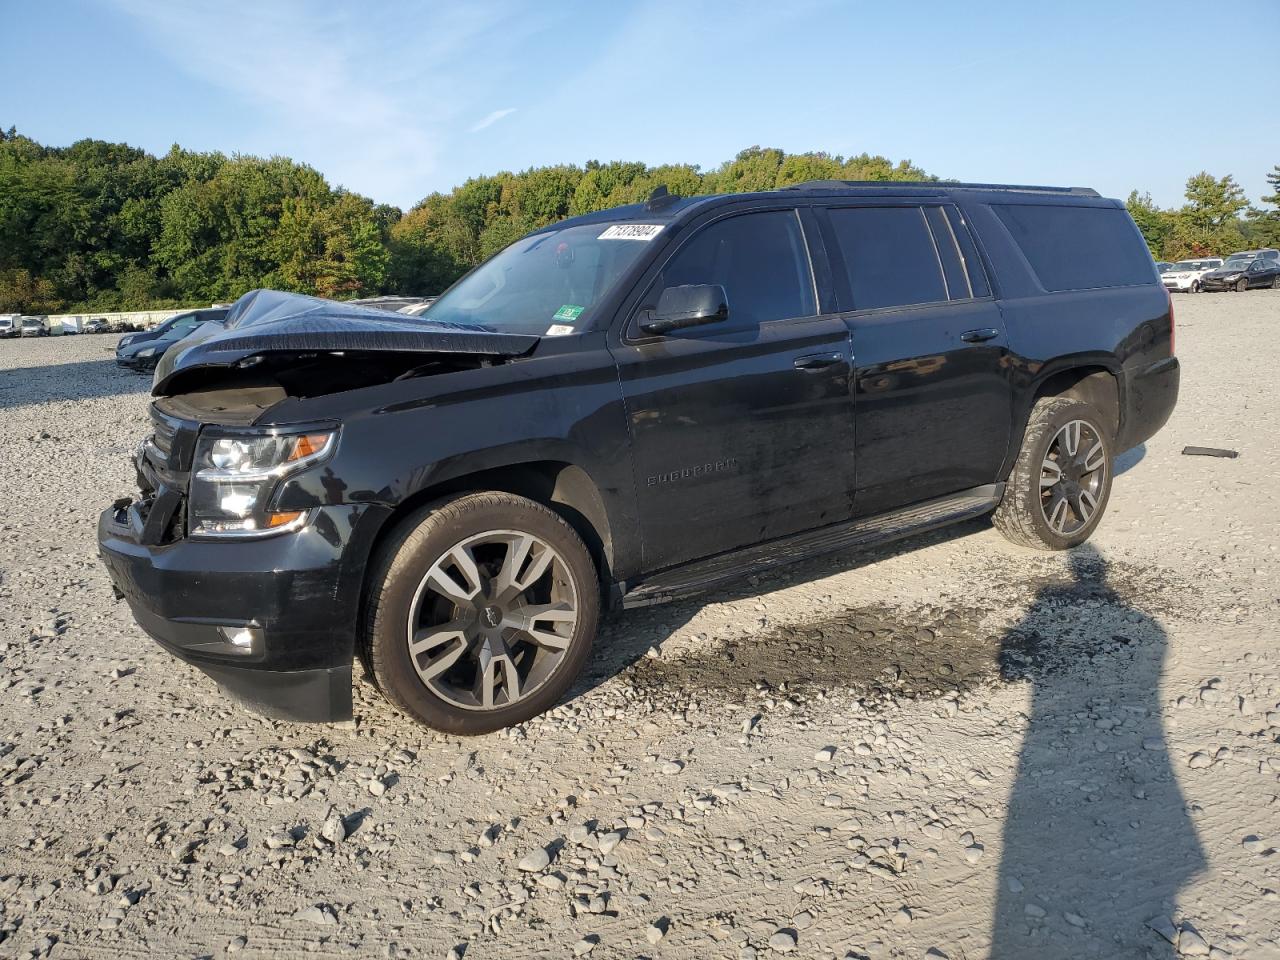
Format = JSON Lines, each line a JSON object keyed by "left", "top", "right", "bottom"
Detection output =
{"left": 363, "top": 492, "right": 599, "bottom": 734}
{"left": 993, "top": 397, "right": 1113, "bottom": 551}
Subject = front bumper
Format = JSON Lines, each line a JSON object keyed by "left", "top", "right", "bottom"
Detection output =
{"left": 1199, "top": 278, "right": 1241, "bottom": 291}
{"left": 97, "top": 500, "right": 390, "bottom": 722}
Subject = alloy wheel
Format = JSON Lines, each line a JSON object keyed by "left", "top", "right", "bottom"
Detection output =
{"left": 1039, "top": 419, "right": 1107, "bottom": 536}
{"left": 406, "top": 529, "right": 578, "bottom": 711}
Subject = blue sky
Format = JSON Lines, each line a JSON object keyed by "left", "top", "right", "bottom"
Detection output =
{"left": 3, "top": 0, "right": 1277, "bottom": 212}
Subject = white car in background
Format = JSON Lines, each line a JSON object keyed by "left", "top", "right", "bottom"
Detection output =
{"left": 1161, "top": 258, "right": 1224, "bottom": 293}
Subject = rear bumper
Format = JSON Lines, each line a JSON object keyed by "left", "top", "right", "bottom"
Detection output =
{"left": 1118, "top": 356, "right": 1179, "bottom": 451}
{"left": 97, "top": 501, "right": 390, "bottom": 722}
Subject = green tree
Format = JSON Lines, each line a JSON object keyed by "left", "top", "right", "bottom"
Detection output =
{"left": 1167, "top": 172, "right": 1247, "bottom": 257}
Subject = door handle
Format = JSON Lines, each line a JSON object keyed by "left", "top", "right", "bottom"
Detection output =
{"left": 960, "top": 327, "right": 1000, "bottom": 343}
{"left": 793, "top": 352, "right": 843, "bottom": 371}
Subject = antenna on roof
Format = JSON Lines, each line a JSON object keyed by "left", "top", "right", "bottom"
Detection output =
{"left": 645, "top": 185, "right": 679, "bottom": 211}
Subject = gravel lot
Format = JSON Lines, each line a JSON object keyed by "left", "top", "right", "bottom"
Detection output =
{"left": 2, "top": 292, "right": 1279, "bottom": 960}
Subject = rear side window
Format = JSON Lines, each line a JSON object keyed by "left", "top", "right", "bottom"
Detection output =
{"left": 654, "top": 210, "right": 815, "bottom": 325}
{"left": 993, "top": 203, "right": 1153, "bottom": 291}
{"left": 827, "top": 206, "right": 947, "bottom": 310}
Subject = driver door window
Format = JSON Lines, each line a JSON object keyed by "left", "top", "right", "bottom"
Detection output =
{"left": 646, "top": 210, "right": 816, "bottom": 328}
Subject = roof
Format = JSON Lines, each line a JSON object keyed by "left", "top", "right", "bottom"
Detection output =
{"left": 536, "top": 179, "right": 1105, "bottom": 236}
{"left": 780, "top": 179, "right": 1100, "bottom": 197}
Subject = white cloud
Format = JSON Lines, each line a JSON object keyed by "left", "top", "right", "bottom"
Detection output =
{"left": 103, "top": 0, "right": 525, "bottom": 206}
{"left": 469, "top": 108, "right": 517, "bottom": 133}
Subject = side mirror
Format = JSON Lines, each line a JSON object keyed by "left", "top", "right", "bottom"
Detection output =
{"left": 640, "top": 284, "right": 729, "bottom": 335}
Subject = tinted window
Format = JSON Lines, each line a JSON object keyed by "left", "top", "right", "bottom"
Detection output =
{"left": 993, "top": 203, "right": 1153, "bottom": 291}
{"left": 923, "top": 206, "right": 969, "bottom": 298}
{"left": 944, "top": 207, "right": 991, "bottom": 297}
{"left": 653, "top": 210, "right": 815, "bottom": 325}
{"left": 828, "top": 206, "right": 948, "bottom": 310}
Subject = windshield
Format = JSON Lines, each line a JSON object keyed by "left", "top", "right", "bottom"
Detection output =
{"left": 421, "top": 222, "right": 661, "bottom": 334}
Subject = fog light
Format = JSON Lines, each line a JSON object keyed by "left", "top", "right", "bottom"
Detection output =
{"left": 217, "top": 624, "right": 262, "bottom": 652}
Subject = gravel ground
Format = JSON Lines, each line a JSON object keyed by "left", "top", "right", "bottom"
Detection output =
{"left": 1, "top": 292, "right": 1279, "bottom": 960}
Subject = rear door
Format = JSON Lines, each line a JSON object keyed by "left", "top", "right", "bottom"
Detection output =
{"left": 818, "top": 202, "right": 1013, "bottom": 517}
{"left": 609, "top": 206, "right": 856, "bottom": 572}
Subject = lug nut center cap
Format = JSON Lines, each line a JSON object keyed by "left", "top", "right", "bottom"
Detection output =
{"left": 480, "top": 605, "right": 503, "bottom": 628}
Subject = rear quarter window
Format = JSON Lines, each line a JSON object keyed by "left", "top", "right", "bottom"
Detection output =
{"left": 992, "top": 203, "right": 1154, "bottom": 292}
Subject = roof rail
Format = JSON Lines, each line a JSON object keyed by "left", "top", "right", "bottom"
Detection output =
{"left": 782, "top": 179, "right": 1100, "bottom": 197}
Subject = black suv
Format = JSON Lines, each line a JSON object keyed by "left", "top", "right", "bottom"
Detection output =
{"left": 98, "top": 181, "right": 1179, "bottom": 734}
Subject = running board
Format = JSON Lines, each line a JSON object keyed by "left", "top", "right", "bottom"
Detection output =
{"left": 621, "top": 483, "right": 1003, "bottom": 608}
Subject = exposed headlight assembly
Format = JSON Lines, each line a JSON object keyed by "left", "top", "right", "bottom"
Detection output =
{"left": 136, "top": 346, "right": 156, "bottom": 357}
{"left": 189, "top": 429, "right": 336, "bottom": 538}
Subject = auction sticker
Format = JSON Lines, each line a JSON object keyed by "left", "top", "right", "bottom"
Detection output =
{"left": 545, "top": 324, "right": 576, "bottom": 336}
{"left": 553, "top": 304, "right": 584, "bottom": 322}
{"left": 598, "top": 224, "right": 663, "bottom": 241}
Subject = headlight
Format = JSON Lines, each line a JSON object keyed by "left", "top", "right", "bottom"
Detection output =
{"left": 189, "top": 429, "right": 336, "bottom": 538}
{"left": 136, "top": 346, "right": 156, "bottom": 357}
{"left": 119, "top": 335, "right": 134, "bottom": 346}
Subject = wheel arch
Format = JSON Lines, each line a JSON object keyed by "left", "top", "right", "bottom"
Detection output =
{"left": 1031, "top": 364, "right": 1121, "bottom": 440}
{"left": 366, "top": 458, "right": 617, "bottom": 593}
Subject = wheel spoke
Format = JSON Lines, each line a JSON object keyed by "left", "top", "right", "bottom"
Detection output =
{"left": 1061, "top": 421, "right": 1080, "bottom": 457}
{"left": 409, "top": 627, "right": 468, "bottom": 683}
{"left": 1083, "top": 440, "right": 1105, "bottom": 473}
{"left": 1040, "top": 458, "right": 1062, "bottom": 487}
{"left": 424, "top": 547, "right": 483, "bottom": 607}
{"left": 410, "top": 621, "right": 469, "bottom": 655}
{"left": 1046, "top": 491, "right": 1070, "bottom": 534}
{"left": 492, "top": 534, "right": 533, "bottom": 598}
{"left": 1075, "top": 488, "right": 1098, "bottom": 523}
{"left": 472, "top": 647, "right": 520, "bottom": 709}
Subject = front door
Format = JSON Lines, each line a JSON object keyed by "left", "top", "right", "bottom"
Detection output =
{"left": 609, "top": 208, "right": 856, "bottom": 573}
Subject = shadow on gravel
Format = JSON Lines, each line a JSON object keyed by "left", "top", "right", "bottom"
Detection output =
{"left": 0, "top": 358, "right": 146, "bottom": 410}
{"left": 577, "top": 517, "right": 992, "bottom": 699}
{"left": 990, "top": 545, "right": 1204, "bottom": 959}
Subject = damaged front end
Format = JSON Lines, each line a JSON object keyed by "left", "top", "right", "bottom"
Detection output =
{"left": 152, "top": 288, "right": 540, "bottom": 402}
{"left": 98, "top": 289, "right": 540, "bottom": 722}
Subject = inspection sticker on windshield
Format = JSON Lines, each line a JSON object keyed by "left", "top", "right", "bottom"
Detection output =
{"left": 598, "top": 224, "right": 663, "bottom": 241}
{"left": 553, "top": 304, "right": 584, "bottom": 322}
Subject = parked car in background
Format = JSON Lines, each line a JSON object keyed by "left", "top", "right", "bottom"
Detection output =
{"left": 1161, "top": 258, "right": 1224, "bottom": 293}
{"left": 1200, "top": 257, "right": 1280, "bottom": 292}
{"left": 84, "top": 318, "right": 111, "bottom": 334}
{"left": 100, "top": 180, "right": 1179, "bottom": 733}
{"left": 60, "top": 317, "right": 84, "bottom": 335}
{"left": 20, "top": 316, "right": 49, "bottom": 337}
{"left": 116, "top": 308, "right": 229, "bottom": 370}
{"left": 397, "top": 297, "right": 439, "bottom": 317}
{"left": 1225, "top": 248, "right": 1279, "bottom": 265}
{"left": 0, "top": 314, "right": 20, "bottom": 338}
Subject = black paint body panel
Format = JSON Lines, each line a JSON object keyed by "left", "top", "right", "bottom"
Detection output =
{"left": 99, "top": 183, "right": 1180, "bottom": 720}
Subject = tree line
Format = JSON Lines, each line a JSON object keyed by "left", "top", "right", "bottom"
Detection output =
{"left": 2, "top": 124, "right": 1276, "bottom": 314}
{"left": 0, "top": 130, "right": 927, "bottom": 314}
{"left": 1126, "top": 168, "right": 1280, "bottom": 262}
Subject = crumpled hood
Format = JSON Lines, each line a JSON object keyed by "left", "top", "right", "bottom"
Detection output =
{"left": 152, "top": 289, "right": 539, "bottom": 395}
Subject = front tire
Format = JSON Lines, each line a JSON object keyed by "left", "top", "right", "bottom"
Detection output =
{"left": 993, "top": 397, "right": 1113, "bottom": 551}
{"left": 1191, "top": 280, "right": 1201, "bottom": 293}
{"left": 363, "top": 492, "right": 599, "bottom": 734}
{"left": 1236, "top": 278, "right": 1248, "bottom": 293}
